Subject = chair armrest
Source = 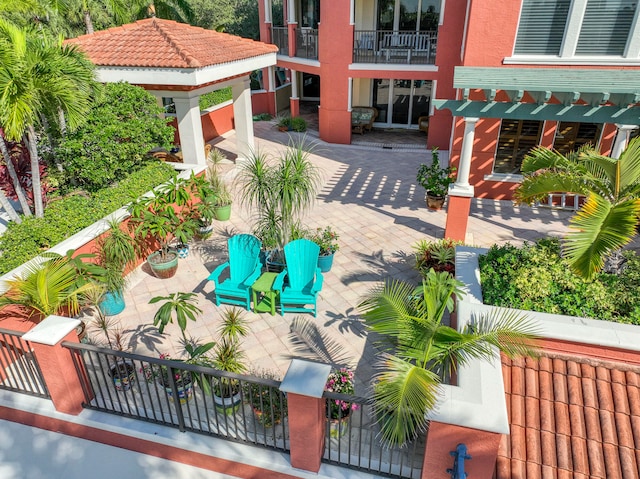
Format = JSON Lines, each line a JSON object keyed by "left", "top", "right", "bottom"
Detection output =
{"left": 242, "top": 267, "right": 263, "bottom": 287}
{"left": 273, "top": 270, "right": 288, "bottom": 291}
{"left": 208, "top": 262, "right": 229, "bottom": 285}
{"left": 311, "top": 269, "right": 324, "bottom": 293}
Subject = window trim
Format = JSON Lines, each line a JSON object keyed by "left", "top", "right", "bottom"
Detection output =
{"left": 507, "top": 0, "right": 640, "bottom": 63}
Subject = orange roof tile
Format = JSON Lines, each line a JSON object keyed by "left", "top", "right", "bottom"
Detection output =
{"left": 66, "top": 18, "right": 277, "bottom": 69}
{"left": 499, "top": 353, "right": 640, "bottom": 479}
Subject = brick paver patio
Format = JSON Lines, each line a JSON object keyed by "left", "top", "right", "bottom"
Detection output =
{"left": 111, "top": 121, "right": 574, "bottom": 390}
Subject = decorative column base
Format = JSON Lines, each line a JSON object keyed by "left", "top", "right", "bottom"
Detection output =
{"left": 444, "top": 185, "right": 474, "bottom": 242}
{"left": 290, "top": 97, "right": 300, "bottom": 118}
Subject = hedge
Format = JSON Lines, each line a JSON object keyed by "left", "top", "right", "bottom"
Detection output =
{"left": 479, "top": 238, "right": 640, "bottom": 325}
{"left": 0, "top": 162, "right": 175, "bottom": 274}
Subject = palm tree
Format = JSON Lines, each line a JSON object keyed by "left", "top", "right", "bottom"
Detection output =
{"left": 514, "top": 138, "right": 640, "bottom": 280}
{"left": 137, "top": 0, "right": 195, "bottom": 24}
{"left": 358, "top": 270, "right": 539, "bottom": 447}
{"left": 0, "top": 19, "right": 97, "bottom": 217}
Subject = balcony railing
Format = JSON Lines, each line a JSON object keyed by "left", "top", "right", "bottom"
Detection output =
{"left": 271, "top": 26, "right": 289, "bottom": 56}
{"left": 295, "top": 27, "right": 318, "bottom": 60}
{"left": 353, "top": 30, "right": 437, "bottom": 65}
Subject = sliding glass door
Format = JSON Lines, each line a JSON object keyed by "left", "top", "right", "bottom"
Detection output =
{"left": 373, "top": 79, "right": 432, "bottom": 127}
{"left": 377, "top": 0, "right": 441, "bottom": 32}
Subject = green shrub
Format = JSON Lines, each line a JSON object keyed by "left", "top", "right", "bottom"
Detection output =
{"left": 200, "top": 87, "right": 232, "bottom": 110}
{"left": 0, "top": 162, "right": 175, "bottom": 274}
{"left": 479, "top": 238, "right": 640, "bottom": 324}
{"left": 413, "top": 238, "right": 462, "bottom": 277}
{"left": 55, "top": 82, "right": 174, "bottom": 193}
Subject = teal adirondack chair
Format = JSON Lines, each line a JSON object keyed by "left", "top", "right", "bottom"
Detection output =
{"left": 208, "top": 234, "right": 262, "bottom": 310}
{"left": 273, "top": 239, "right": 324, "bottom": 317}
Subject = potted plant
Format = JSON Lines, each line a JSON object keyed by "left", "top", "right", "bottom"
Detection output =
{"left": 208, "top": 165, "right": 233, "bottom": 222}
{"left": 413, "top": 238, "right": 462, "bottom": 278}
{"left": 141, "top": 353, "right": 195, "bottom": 403}
{"left": 96, "top": 218, "right": 137, "bottom": 315}
{"left": 310, "top": 226, "right": 339, "bottom": 272}
{"left": 277, "top": 116, "right": 307, "bottom": 132}
{"left": 210, "top": 307, "right": 249, "bottom": 414}
{"left": 244, "top": 369, "right": 287, "bottom": 428}
{"left": 325, "top": 367, "right": 358, "bottom": 438}
{"left": 127, "top": 175, "right": 200, "bottom": 278}
{"left": 416, "top": 148, "right": 456, "bottom": 210}
{"left": 238, "top": 140, "right": 320, "bottom": 271}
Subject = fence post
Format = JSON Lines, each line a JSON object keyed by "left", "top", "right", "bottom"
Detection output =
{"left": 280, "top": 359, "right": 331, "bottom": 473}
{"left": 22, "top": 315, "right": 86, "bottom": 415}
{"left": 422, "top": 421, "right": 502, "bottom": 479}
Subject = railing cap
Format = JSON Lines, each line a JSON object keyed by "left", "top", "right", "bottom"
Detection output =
{"left": 23, "top": 315, "right": 80, "bottom": 345}
{"left": 280, "top": 359, "right": 331, "bottom": 398}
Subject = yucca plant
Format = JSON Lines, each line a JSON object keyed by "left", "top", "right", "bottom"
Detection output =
{"left": 358, "top": 269, "right": 539, "bottom": 447}
{"left": 515, "top": 137, "right": 640, "bottom": 280}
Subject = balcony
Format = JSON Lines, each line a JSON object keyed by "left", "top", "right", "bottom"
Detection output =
{"left": 353, "top": 30, "right": 437, "bottom": 65}
{"left": 271, "top": 26, "right": 288, "bottom": 56}
{"left": 294, "top": 27, "right": 318, "bottom": 60}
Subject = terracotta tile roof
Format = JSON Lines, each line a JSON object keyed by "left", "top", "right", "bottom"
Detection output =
{"left": 498, "top": 353, "right": 640, "bottom": 479}
{"left": 66, "top": 18, "right": 277, "bottom": 69}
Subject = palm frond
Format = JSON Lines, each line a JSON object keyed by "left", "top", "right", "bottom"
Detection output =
{"left": 564, "top": 195, "right": 640, "bottom": 279}
{"left": 374, "top": 354, "right": 440, "bottom": 447}
{"left": 616, "top": 136, "right": 640, "bottom": 194}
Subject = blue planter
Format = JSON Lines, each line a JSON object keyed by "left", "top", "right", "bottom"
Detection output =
{"left": 317, "top": 253, "right": 335, "bottom": 272}
{"left": 99, "top": 291, "right": 126, "bottom": 316}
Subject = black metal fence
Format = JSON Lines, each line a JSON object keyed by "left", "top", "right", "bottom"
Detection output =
{"left": 63, "top": 342, "right": 289, "bottom": 453}
{"left": 295, "top": 28, "right": 318, "bottom": 60}
{"left": 271, "top": 27, "right": 289, "bottom": 56}
{"left": 353, "top": 30, "right": 437, "bottom": 65}
{"left": 0, "top": 328, "right": 49, "bottom": 398}
{"left": 323, "top": 391, "right": 426, "bottom": 478}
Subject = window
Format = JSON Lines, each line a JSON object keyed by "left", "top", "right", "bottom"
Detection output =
{"left": 513, "top": 0, "right": 639, "bottom": 58}
{"left": 553, "top": 122, "right": 602, "bottom": 154}
{"left": 493, "top": 120, "right": 543, "bottom": 174}
{"left": 514, "top": 0, "right": 571, "bottom": 55}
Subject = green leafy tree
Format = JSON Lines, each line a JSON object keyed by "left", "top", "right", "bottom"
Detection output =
{"left": 515, "top": 138, "right": 640, "bottom": 280}
{"left": 187, "top": 0, "right": 233, "bottom": 31}
{"left": 0, "top": 19, "right": 97, "bottom": 217}
{"left": 135, "top": 0, "right": 194, "bottom": 24}
{"left": 226, "top": 0, "right": 259, "bottom": 39}
{"left": 359, "top": 270, "right": 539, "bottom": 447}
{"left": 55, "top": 82, "right": 173, "bottom": 192}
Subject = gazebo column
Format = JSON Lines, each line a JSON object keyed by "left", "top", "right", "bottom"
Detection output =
{"left": 611, "top": 124, "right": 639, "bottom": 159}
{"left": 232, "top": 78, "right": 255, "bottom": 162}
{"left": 445, "top": 117, "right": 478, "bottom": 242}
{"left": 173, "top": 96, "right": 206, "bottom": 166}
{"left": 290, "top": 69, "right": 300, "bottom": 117}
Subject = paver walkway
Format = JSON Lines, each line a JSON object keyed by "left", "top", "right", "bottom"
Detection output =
{"left": 111, "top": 121, "right": 574, "bottom": 389}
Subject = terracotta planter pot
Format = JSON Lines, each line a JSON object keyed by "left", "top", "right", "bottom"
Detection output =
{"left": 426, "top": 193, "right": 446, "bottom": 210}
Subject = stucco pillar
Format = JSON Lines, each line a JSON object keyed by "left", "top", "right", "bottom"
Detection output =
{"left": 22, "top": 315, "right": 87, "bottom": 415}
{"left": 611, "top": 124, "right": 639, "bottom": 159}
{"left": 290, "top": 69, "right": 300, "bottom": 117}
{"left": 422, "top": 421, "right": 502, "bottom": 479}
{"left": 173, "top": 96, "right": 206, "bottom": 166}
{"left": 445, "top": 117, "right": 478, "bottom": 242}
{"left": 232, "top": 78, "right": 255, "bottom": 162}
{"left": 280, "top": 359, "right": 331, "bottom": 473}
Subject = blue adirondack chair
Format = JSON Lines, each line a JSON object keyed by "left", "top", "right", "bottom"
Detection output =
{"left": 207, "top": 234, "right": 262, "bottom": 310}
{"left": 273, "top": 239, "right": 324, "bottom": 317}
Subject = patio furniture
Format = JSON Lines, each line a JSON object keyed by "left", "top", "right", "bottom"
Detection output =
{"left": 251, "top": 272, "right": 279, "bottom": 315}
{"left": 207, "top": 234, "right": 263, "bottom": 310}
{"left": 351, "top": 107, "right": 378, "bottom": 134}
{"left": 273, "top": 239, "right": 323, "bottom": 317}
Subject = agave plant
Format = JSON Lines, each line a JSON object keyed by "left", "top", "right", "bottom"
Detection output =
{"left": 515, "top": 137, "right": 640, "bottom": 280}
{"left": 359, "top": 269, "right": 539, "bottom": 447}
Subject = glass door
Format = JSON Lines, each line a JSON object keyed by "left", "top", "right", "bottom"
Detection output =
{"left": 373, "top": 79, "right": 432, "bottom": 127}
{"left": 377, "top": 0, "right": 441, "bottom": 31}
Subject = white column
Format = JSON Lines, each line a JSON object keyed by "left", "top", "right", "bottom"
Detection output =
{"left": 291, "top": 69, "right": 298, "bottom": 99}
{"left": 288, "top": 0, "right": 296, "bottom": 24}
{"left": 232, "top": 78, "right": 255, "bottom": 163}
{"left": 173, "top": 96, "right": 206, "bottom": 166}
{"left": 449, "top": 117, "right": 478, "bottom": 197}
{"left": 611, "top": 124, "right": 639, "bottom": 159}
{"left": 350, "top": 0, "right": 355, "bottom": 25}
{"left": 347, "top": 78, "right": 353, "bottom": 111}
{"left": 264, "top": 0, "right": 272, "bottom": 23}
{"left": 268, "top": 66, "right": 276, "bottom": 92}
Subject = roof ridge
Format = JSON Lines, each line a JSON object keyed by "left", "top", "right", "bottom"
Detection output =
{"left": 150, "top": 18, "right": 202, "bottom": 68}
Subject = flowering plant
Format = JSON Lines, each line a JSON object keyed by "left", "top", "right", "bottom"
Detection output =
{"left": 311, "top": 226, "right": 340, "bottom": 256}
{"left": 140, "top": 353, "right": 192, "bottom": 388}
{"left": 325, "top": 368, "right": 358, "bottom": 419}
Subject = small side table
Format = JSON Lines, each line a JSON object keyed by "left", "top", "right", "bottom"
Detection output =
{"left": 252, "top": 272, "right": 279, "bottom": 315}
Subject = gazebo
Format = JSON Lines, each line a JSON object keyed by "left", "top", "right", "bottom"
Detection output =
{"left": 67, "top": 18, "right": 278, "bottom": 165}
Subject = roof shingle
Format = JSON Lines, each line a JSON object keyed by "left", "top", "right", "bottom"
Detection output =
{"left": 66, "top": 18, "right": 277, "bottom": 69}
{"left": 499, "top": 353, "right": 640, "bottom": 479}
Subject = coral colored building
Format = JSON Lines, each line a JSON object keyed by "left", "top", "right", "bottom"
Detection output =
{"left": 257, "top": 0, "right": 640, "bottom": 221}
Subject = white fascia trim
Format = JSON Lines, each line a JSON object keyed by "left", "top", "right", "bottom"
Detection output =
{"left": 96, "top": 53, "right": 277, "bottom": 87}
{"left": 276, "top": 55, "right": 321, "bottom": 68}
{"left": 349, "top": 63, "right": 438, "bottom": 72}
{"left": 503, "top": 55, "right": 640, "bottom": 66}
